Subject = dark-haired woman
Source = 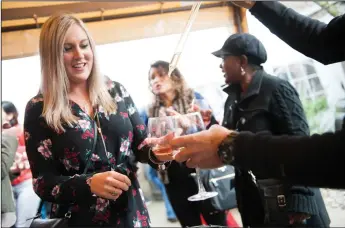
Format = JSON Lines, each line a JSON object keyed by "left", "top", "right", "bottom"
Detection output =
{"left": 140, "top": 61, "right": 228, "bottom": 227}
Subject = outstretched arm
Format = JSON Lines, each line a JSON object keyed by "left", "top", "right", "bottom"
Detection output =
{"left": 248, "top": 1, "right": 345, "bottom": 64}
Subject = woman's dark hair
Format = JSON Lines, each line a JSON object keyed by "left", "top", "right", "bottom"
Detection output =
{"left": 2, "top": 101, "right": 19, "bottom": 126}
{"left": 148, "top": 60, "right": 188, "bottom": 95}
{"left": 149, "top": 60, "right": 183, "bottom": 79}
{"left": 147, "top": 60, "right": 194, "bottom": 117}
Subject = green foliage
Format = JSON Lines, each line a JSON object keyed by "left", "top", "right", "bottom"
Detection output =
{"left": 302, "top": 96, "right": 328, "bottom": 119}
{"left": 314, "top": 1, "right": 342, "bottom": 17}
{"left": 302, "top": 96, "right": 329, "bottom": 134}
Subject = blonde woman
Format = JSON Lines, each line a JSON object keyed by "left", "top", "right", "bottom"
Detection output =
{"left": 24, "top": 13, "right": 164, "bottom": 227}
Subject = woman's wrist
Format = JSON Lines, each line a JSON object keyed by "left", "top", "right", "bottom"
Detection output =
{"left": 149, "top": 148, "right": 166, "bottom": 164}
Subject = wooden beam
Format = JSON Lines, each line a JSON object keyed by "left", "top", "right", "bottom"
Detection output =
{"left": 232, "top": 5, "right": 248, "bottom": 33}
{"left": 2, "top": 2, "right": 173, "bottom": 29}
{"left": 1, "top": 1, "right": 222, "bottom": 32}
{"left": 2, "top": 2, "right": 155, "bottom": 21}
{"left": 239, "top": 8, "right": 249, "bottom": 33}
{"left": 2, "top": 6, "right": 235, "bottom": 60}
{"left": 1, "top": 1, "right": 79, "bottom": 9}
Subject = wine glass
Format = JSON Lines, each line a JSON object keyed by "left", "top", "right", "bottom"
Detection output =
{"left": 174, "top": 112, "right": 218, "bottom": 201}
{"left": 147, "top": 116, "right": 179, "bottom": 161}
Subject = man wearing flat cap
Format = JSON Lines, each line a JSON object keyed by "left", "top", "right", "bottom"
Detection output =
{"left": 212, "top": 33, "right": 330, "bottom": 227}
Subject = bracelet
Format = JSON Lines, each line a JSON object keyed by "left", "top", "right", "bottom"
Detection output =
{"left": 148, "top": 148, "right": 171, "bottom": 170}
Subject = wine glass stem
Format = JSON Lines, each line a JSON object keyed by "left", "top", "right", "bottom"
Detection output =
{"left": 196, "top": 167, "right": 206, "bottom": 193}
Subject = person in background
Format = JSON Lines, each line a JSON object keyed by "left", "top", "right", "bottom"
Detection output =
{"left": 2, "top": 109, "right": 18, "bottom": 228}
{"left": 2, "top": 101, "right": 41, "bottom": 227}
{"left": 211, "top": 33, "right": 330, "bottom": 227}
{"left": 168, "top": 1, "right": 345, "bottom": 189}
{"left": 24, "top": 13, "right": 167, "bottom": 227}
{"left": 140, "top": 60, "right": 227, "bottom": 227}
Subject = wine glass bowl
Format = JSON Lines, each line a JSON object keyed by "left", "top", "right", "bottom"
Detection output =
{"left": 147, "top": 116, "right": 177, "bottom": 161}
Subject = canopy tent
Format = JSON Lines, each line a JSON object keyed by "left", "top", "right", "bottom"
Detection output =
{"left": 1, "top": 1, "right": 248, "bottom": 60}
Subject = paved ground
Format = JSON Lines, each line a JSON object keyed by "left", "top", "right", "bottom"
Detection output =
{"left": 146, "top": 201, "right": 181, "bottom": 227}
{"left": 320, "top": 188, "right": 345, "bottom": 227}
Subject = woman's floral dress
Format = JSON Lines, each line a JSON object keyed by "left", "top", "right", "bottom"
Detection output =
{"left": 24, "top": 80, "right": 153, "bottom": 227}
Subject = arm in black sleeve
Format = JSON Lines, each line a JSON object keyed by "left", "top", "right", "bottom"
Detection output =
{"left": 233, "top": 128, "right": 345, "bottom": 189}
{"left": 249, "top": 1, "right": 345, "bottom": 64}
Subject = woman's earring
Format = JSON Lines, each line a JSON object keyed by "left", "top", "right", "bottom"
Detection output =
{"left": 241, "top": 67, "right": 246, "bottom": 76}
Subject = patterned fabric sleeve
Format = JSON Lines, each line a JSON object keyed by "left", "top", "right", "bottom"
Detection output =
{"left": 113, "top": 82, "right": 152, "bottom": 164}
{"left": 24, "top": 99, "right": 96, "bottom": 205}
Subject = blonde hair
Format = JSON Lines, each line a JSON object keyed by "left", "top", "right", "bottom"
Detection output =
{"left": 39, "top": 12, "right": 116, "bottom": 132}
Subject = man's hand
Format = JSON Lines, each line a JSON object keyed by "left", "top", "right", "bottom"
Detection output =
{"left": 139, "top": 132, "right": 177, "bottom": 161}
{"left": 230, "top": 0, "right": 256, "bottom": 9}
{"left": 172, "top": 125, "right": 232, "bottom": 169}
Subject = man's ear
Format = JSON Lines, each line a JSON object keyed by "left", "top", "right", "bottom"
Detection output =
{"left": 240, "top": 55, "right": 248, "bottom": 67}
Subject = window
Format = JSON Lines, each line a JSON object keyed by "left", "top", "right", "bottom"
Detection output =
{"left": 273, "top": 59, "right": 325, "bottom": 101}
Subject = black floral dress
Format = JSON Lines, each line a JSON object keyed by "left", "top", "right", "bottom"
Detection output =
{"left": 24, "top": 80, "right": 152, "bottom": 227}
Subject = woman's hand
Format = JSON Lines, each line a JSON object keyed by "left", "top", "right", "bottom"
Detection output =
{"left": 165, "top": 107, "right": 181, "bottom": 116}
{"left": 88, "top": 171, "right": 131, "bottom": 200}
{"left": 166, "top": 107, "right": 192, "bottom": 130}
{"left": 188, "top": 104, "right": 212, "bottom": 127}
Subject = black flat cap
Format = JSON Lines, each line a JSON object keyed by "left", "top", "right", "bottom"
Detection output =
{"left": 212, "top": 33, "right": 267, "bottom": 65}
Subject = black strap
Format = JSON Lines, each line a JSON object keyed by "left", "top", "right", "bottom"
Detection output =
{"left": 36, "top": 120, "right": 98, "bottom": 217}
